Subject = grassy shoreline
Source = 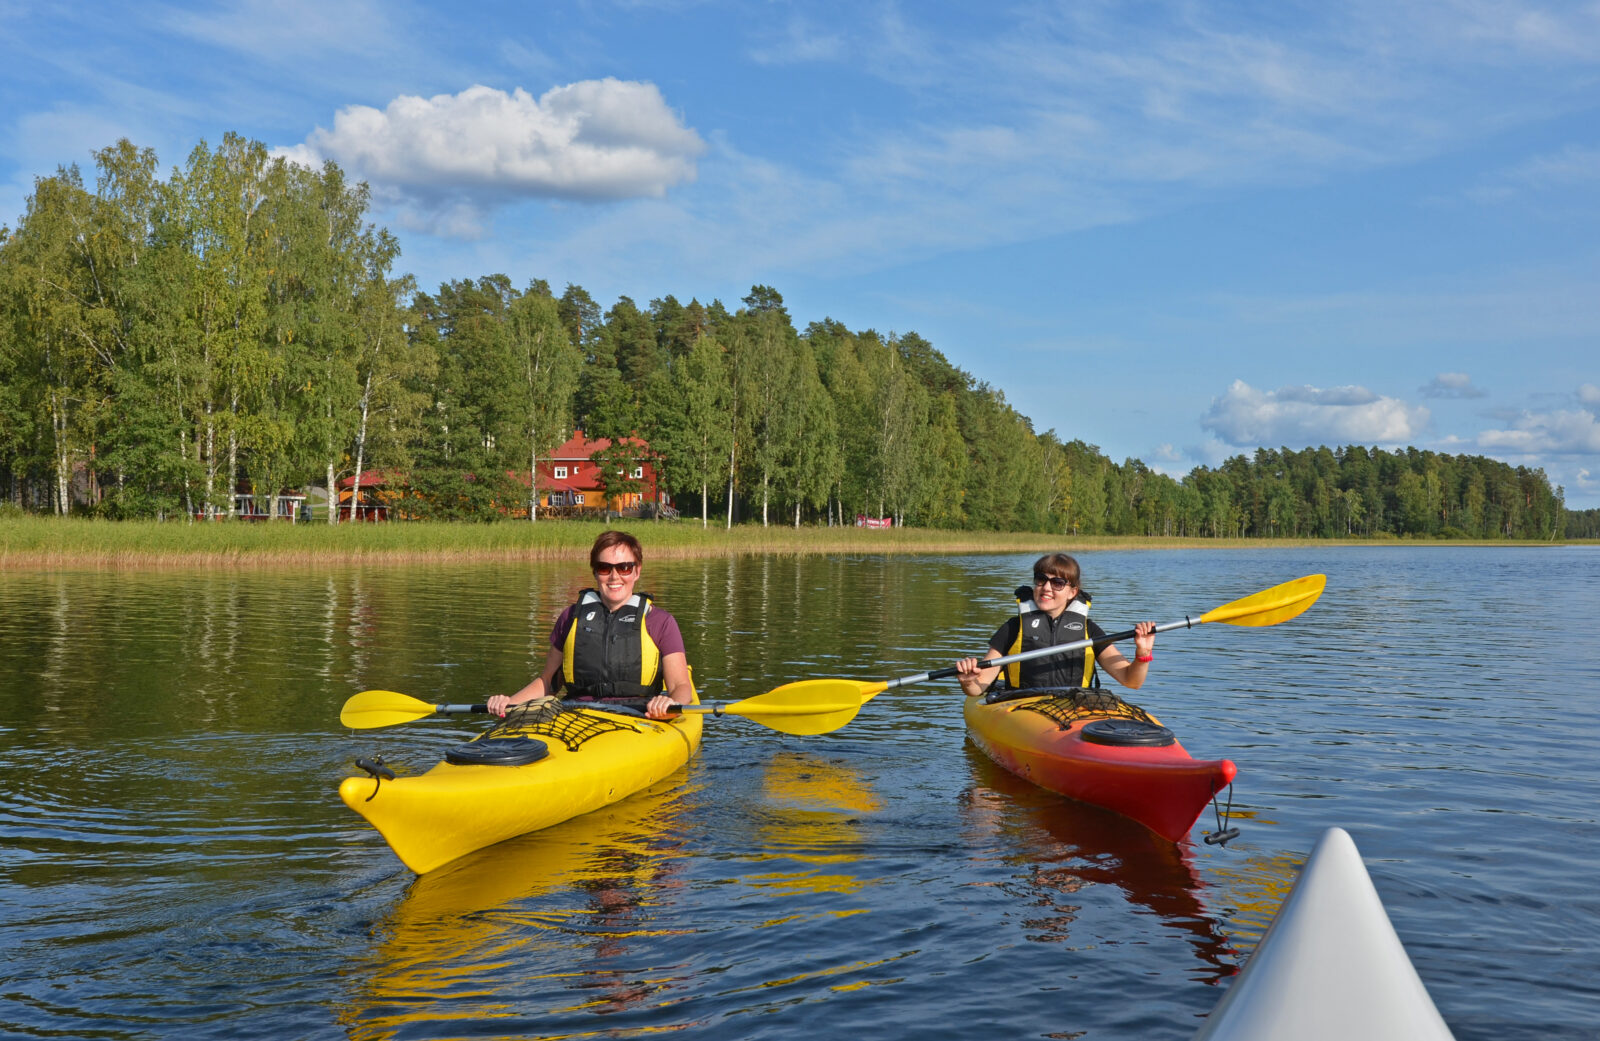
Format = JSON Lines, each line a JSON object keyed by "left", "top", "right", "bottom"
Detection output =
{"left": 0, "top": 515, "right": 1582, "bottom": 569}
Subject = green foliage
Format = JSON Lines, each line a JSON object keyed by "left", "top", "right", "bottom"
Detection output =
{"left": 0, "top": 132, "right": 1578, "bottom": 540}
{"left": 0, "top": 134, "right": 415, "bottom": 520}
{"left": 654, "top": 333, "right": 731, "bottom": 527}
{"left": 1565, "top": 509, "right": 1600, "bottom": 538}
{"left": 588, "top": 441, "right": 647, "bottom": 512}
{"left": 403, "top": 466, "right": 521, "bottom": 522}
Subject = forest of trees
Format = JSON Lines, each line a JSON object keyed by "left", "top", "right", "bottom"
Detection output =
{"left": 0, "top": 135, "right": 1576, "bottom": 540}
{"left": 1564, "top": 509, "right": 1600, "bottom": 539}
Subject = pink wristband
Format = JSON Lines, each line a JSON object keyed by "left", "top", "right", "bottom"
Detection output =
{"left": 1136, "top": 653, "right": 1154, "bottom": 663}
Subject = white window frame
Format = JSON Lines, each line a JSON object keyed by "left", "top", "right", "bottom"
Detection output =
{"left": 574, "top": 493, "right": 585, "bottom": 505}
{"left": 554, "top": 466, "right": 567, "bottom": 479}
{"left": 631, "top": 466, "right": 644, "bottom": 479}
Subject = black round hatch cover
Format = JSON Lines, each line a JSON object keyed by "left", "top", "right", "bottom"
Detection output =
{"left": 445, "top": 736, "right": 550, "bottom": 766}
{"left": 1079, "top": 718, "right": 1175, "bottom": 747}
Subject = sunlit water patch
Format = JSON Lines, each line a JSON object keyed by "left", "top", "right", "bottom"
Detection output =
{"left": 0, "top": 547, "right": 1595, "bottom": 1038}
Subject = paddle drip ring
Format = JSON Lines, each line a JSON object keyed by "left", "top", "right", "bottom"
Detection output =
{"left": 355, "top": 756, "right": 395, "bottom": 801}
{"left": 1204, "top": 783, "right": 1239, "bottom": 846}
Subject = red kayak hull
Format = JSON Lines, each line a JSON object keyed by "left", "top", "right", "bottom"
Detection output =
{"left": 963, "top": 693, "right": 1236, "bottom": 843}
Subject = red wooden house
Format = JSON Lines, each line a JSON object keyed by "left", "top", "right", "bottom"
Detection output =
{"left": 327, "top": 435, "right": 671, "bottom": 520}
{"left": 531, "top": 432, "right": 671, "bottom": 515}
{"left": 334, "top": 469, "right": 398, "bottom": 520}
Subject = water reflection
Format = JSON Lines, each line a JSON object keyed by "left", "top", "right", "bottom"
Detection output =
{"left": 1203, "top": 845, "right": 1306, "bottom": 950}
{"left": 343, "top": 778, "right": 698, "bottom": 1039}
{"left": 3, "top": 548, "right": 1596, "bottom": 1039}
{"left": 738, "top": 750, "right": 882, "bottom": 898}
{"left": 961, "top": 745, "right": 1239, "bottom": 984}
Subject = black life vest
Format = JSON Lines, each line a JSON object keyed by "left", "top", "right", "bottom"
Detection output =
{"left": 559, "top": 590, "right": 664, "bottom": 700}
{"left": 1004, "top": 585, "right": 1096, "bottom": 690}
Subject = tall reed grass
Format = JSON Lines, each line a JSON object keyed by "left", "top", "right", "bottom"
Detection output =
{"left": 0, "top": 515, "right": 1544, "bottom": 569}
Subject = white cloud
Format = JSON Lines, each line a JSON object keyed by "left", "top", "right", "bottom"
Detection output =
{"left": 1144, "top": 442, "right": 1190, "bottom": 477}
{"left": 278, "top": 81, "right": 705, "bottom": 236}
{"left": 1201, "top": 379, "right": 1431, "bottom": 446}
{"left": 748, "top": 16, "right": 847, "bottom": 65}
{"left": 1420, "top": 371, "right": 1488, "bottom": 399}
{"left": 1578, "top": 383, "right": 1600, "bottom": 406}
{"left": 1191, "top": 436, "right": 1240, "bottom": 467}
{"left": 716, "top": 3, "right": 1600, "bottom": 276}
{"left": 1452, "top": 0, "right": 1600, "bottom": 60}
{"left": 1468, "top": 143, "right": 1600, "bottom": 203}
{"left": 166, "top": 0, "right": 400, "bottom": 61}
{"left": 1268, "top": 384, "right": 1381, "bottom": 406}
{"left": 15, "top": 104, "right": 145, "bottom": 171}
{"left": 1509, "top": 144, "right": 1600, "bottom": 188}
{"left": 315, "top": 4, "right": 1600, "bottom": 288}
{"left": 1478, "top": 408, "right": 1600, "bottom": 455}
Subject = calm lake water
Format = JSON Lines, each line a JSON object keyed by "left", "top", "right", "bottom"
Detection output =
{"left": 1, "top": 545, "right": 1596, "bottom": 1040}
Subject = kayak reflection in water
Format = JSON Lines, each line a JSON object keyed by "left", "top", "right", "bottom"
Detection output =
{"left": 955, "top": 553, "right": 1156, "bottom": 696}
{"left": 487, "top": 530, "right": 695, "bottom": 721}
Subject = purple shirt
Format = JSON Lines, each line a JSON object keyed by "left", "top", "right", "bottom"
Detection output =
{"left": 549, "top": 600, "right": 687, "bottom": 658}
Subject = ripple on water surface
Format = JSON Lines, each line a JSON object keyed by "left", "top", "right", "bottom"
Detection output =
{"left": 1, "top": 548, "right": 1597, "bottom": 1039}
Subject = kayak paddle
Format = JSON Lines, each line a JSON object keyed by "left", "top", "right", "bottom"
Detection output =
{"left": 339, "top": 683, "right": 862, "bottom": 737}
{"left": 766, "top": 573, "right": 1327, "bottom": 705}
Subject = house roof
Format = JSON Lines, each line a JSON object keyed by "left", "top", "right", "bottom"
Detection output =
{"left": 337, "top": 468, "right": 401, "bottom": 489}
{"left": 550, "top": 430, "right": 651, "bottom": 460}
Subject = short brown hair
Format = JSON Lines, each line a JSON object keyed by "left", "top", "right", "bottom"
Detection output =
{"left": 1032, "top": 553, "right": 1080, "bottom": 586}
{"left": 590, "top": 530, "right": 643, "bottom": 570}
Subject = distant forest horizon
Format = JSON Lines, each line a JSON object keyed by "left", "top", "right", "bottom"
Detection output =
{"left": 0, "top": 134, "right": 1583, "bottom": 540}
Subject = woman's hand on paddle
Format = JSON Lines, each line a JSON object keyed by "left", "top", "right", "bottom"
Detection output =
{"left": 645, "top": 694, "right": 677, "bottom": 720}
{"left": 1133, "top": 620, "right": 1156, "bottom": 660}
{"left": 486, "top": 694, "right": 514, "bottom": 717}
{"left": 956, "top": 656, "right": 998, "bottom": 697}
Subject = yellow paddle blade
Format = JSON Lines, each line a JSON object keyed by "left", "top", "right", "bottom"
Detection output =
{"left": 745, "top": 678, "right": 883, "bottom": 705}
{"left": 858, "top": 680, "right": 891, "bottom": 705}
{"left": 719, "top": 679, "right": 868, "bottom": 736}
{"left": 733, "top": 704, "right": 860, "bottom": 736}
{"left": 340, "top": 689, "right": 439, "bottom": 729}
{"left": 1198, "top": 574, "right": 1327, "bottom": 627}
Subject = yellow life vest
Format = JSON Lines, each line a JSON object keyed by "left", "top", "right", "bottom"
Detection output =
{"left": 561, "top": 590, "right": 663, "bottom": 699}
{"left": 1005, "top": 587, "right": 1095, "bottom": 690}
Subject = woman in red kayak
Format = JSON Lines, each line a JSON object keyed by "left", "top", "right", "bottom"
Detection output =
{"left": 954, "top": 553, "right": 1156, "bottom": 696}
{"left": 487, "top": 530, "right": 695, "bottom": 721}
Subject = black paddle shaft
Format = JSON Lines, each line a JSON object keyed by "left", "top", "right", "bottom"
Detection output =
{"left": 897, "top": 618, "right": 1193, "bottom": 688}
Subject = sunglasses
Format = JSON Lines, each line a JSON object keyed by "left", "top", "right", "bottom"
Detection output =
{"left": 1033, "top": 574, "right": 1074, "bottom": 590}
{"left": 594, "top": 561, "right": 638, "bottom": 577}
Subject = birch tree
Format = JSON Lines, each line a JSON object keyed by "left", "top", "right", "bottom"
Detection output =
{"left": 743, "top": 306, "right": 797, "bottom": 526}
{"left": 667, "top": 333, "right": 731, "bottom": 527}
{"left": 507, "top": 285, "right": 579, "bottom": 520}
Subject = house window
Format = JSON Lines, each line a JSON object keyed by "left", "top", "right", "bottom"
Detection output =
{"left": 554, "top": 466, "right": 567, "bottom": 479}
{"left": 574, "top": 493, "right": 584, "bottom": 505}
{"left": 631, "top": 467, "right": 644, "bottom": 479}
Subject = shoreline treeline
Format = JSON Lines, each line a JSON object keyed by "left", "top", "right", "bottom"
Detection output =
{"left": 0, "top": 136, "right": 1571, "bottom": 540}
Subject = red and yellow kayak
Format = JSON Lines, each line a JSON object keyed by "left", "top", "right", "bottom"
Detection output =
{"left": 964, "top": 687, "right": 1235, "bottom": 843}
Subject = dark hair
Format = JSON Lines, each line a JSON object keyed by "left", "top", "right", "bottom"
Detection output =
{"left": 1032, "top": 553, "right": 1080, "bottom": 586}
{"left": 590, "top": 530, "right": 643, "bottom": 570}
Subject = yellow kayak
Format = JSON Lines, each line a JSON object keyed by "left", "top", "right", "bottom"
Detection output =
{"left": 339, "top": 694, "right": 703, "bottom": 874}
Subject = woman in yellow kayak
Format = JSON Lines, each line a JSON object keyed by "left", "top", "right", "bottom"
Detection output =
{"left": 955, "top": 553, "right": 1156, "bottom": 696}
{"left": 487, "top": 530, "right": 695, "bottom": 721}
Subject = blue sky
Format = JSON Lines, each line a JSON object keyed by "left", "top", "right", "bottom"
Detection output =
{"left": 5, "top": 1, "right": 1599, "bottom": 506}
